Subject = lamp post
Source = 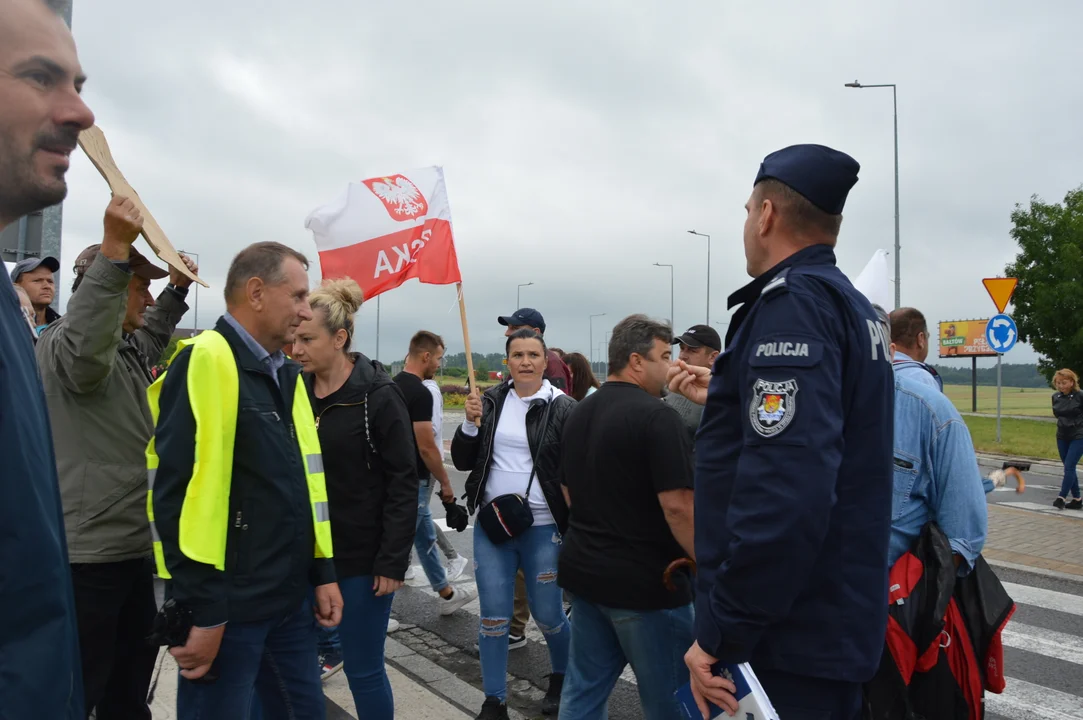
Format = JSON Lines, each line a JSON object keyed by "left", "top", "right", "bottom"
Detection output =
{"left": 589, "top": 312, "right": 606, "bottom": 373}
{"left": 845, "top": 80, "right": 900, "bottom": 309}
{"left": 517, "top": 282, "right": 534, "bottom": 308}
{"left": 654, "top": 262, "right": 674, "bottom": 328}
{"left": 603, "top": 330, "right": 612, "bottom": 376}
{"left": 177, "top": 250, "right": 199, "bottom": 337}
{"left": 687, "top": 230, "right": 711, "bottom": 323}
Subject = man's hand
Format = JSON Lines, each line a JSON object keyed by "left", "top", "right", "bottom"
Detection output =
{"left": 314, "top": 582, "right": 344, "bottom": 627}
{"left": 464, "top": 390, "right": 483, "bottom": 425}
{"left": 171, "top": 253, "right": 199, "bottom": 288}
{"left": 373, "top": 576, "right": 403, "bottom": 597}
{"left": 685, "top": 641, "right": 739, "bottom": 718}
{"left": 668, "top": 361, "right": 711, "bottom": 406}
{"left": 101, "top": 195, "right": 143, "bottom": 260}
{"left": 170, "top": 624, "right": 226, "bottom": 681}
{"left": 438, "top": 479, "right": 455, "bottom": 504}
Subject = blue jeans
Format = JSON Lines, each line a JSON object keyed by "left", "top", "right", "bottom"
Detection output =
{"left": 415, "top": 479, "right": 449, "bottom": 592}
{"left": 473, "top": 523, "right": 570, "bottom": 700}
{"left": 338, "top": 575, "right": 395, "bottom": 719}
{"left": 558, "top": 598, "right": 694, "bottom": 720}
{"left": 1058, "top": 438, "right": 1083, "bottom": 499}
{"left": 177, "top": 600, "right": 324, "bottom": 720}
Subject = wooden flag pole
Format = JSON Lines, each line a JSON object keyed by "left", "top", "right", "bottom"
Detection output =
{"left": 456, "top": 282, "right": 482, "bottom": 427}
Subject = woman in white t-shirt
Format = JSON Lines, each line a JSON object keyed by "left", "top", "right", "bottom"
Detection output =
{"left": 451, "top": 330, "right": 577, "bottom": 719}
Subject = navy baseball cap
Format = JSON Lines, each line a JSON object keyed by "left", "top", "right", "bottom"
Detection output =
{"left": 673, "top": 324, "right": 722, "bottom": 352}
{"left": 754, "top": 144, "right": 860, "bottom": 215}
{"left": 10, "top": 255, "right": 59, "bottom": 282}
{"left": 498, "top": 308, "right": 545, "bottom": 334}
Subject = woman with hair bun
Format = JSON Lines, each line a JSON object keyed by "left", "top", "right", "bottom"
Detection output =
{"left": 291, "top": 278, "right": 419, "bottom": 718}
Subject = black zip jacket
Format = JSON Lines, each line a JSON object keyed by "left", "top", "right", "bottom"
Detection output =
{"left": 152, "top": 318, "right": 336, "bottom": 627}
{"left": 1052, "top": 391, "right": 1083, "bottom": 441}
{"left": 451, "top": 382, "right": 575, "bottom": 533}
{"left": 304, "top": 354, "right": 418, "bottom": 581}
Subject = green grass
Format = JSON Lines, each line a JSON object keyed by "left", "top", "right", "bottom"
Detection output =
{"left": 962, "top": 415, "right": 1064, "bottom": 461}
{"left": 944, "top": 384, "right": 1052, "bottom": 417}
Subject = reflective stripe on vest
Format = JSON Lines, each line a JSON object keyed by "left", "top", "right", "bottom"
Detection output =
{"left": 145, "top": 330, "right": 332, "bottom": 580}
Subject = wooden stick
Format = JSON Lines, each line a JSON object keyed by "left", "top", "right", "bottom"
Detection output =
{"left": 77, "top": 125, "right": 208, "bottom": 288}
{"left": 456, "top": 282, "right": 481, "bottom": 427}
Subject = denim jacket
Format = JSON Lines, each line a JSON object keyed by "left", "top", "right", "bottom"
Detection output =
{"left": 889, "top": 373, "right": 988, "bottom": 574}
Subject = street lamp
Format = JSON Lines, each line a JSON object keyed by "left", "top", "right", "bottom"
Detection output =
{"left": 654, "top": 262, "right": 674, "bottom": 328}
{"left": 687, "top": 230, "right": 711, "bottom": 323}
{"left": 845, "top": 79, "right": 900, "bottom": 309}
{"left": 517, "top": 281, "right": 534, "bottom": 308}
{"left": 177, "top": 249, "right": 199, "bottom": 337}
{"left": 589, "top": 312, "right": 606, "bottom": 372}
{"left": 604, "top": 330, "right": 612, "bottom": 376}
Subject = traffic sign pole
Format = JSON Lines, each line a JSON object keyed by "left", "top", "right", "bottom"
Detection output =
{"left": 996, "top": 354, "right": 1002, "bottom": 443}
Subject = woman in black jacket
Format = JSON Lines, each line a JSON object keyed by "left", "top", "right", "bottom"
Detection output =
{"left": 291, "top": 278, "right": 418, "bottom": 718}
{"left": 1052, "top": 368, "right": 1083, "bottom": 510}
{"left": 452, "top": 329, "right": 576, "bottom": 720}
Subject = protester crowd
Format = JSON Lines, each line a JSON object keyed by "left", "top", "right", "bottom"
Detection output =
{"left": 0, "top": 2, "right": 1053, "bottom": 720}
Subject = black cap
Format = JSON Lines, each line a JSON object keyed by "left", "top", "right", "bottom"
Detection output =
{"left": 754, "top": 144, "right": 860, "bottom": 215}
{"left": 10, "top": 255, "right": 59, "bottom": 282}
{"left": 673, "top": 324, "right": 721, "bottom": 352}
{"left": 498, "top": 308, "right": 546, "bottom": 334}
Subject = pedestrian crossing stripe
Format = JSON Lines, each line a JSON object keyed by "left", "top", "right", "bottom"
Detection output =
{"left": 1001, "top": 582, "right": 1083, "bottom": 617}
{"left": 997, "top": 502, "right": 1083, "bottom": 521}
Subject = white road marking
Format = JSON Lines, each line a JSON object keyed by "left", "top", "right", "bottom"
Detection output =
{"left": 1002, "top": 583, "right": 1083, "bottom": 617}
{"left": 986, "top": 677, "right": 1083, "bottom": 720}
{"left": 997, "top": 501, "right": 1083, "bottom": 520}
{"left": 1002, "top": 623, "right": 1083, "bottom": 666}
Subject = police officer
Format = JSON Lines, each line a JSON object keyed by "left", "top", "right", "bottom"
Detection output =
{"left": 668, "top": 145, "right": 894, "bottom": 720}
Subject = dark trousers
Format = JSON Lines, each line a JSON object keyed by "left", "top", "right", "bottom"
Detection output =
{"left": 71, "top": 558, "right": 159, "bottom": 720}
{"left": 178, "top": 599, "right": 325, "bottom": 720}
{"left": 757, "top": 668, "right": 863, "bottom": 720}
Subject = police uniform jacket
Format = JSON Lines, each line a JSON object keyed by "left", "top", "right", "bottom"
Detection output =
{"left": 694, "top": 243, "right": 895, "bottom": 683}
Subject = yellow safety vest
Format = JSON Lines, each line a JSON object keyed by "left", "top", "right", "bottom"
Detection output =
{"left": 145, "top": 330, "right": 332, "bottom": 579}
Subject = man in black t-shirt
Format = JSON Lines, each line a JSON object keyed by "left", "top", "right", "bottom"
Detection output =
{"left": 558, "top": 314, "right": 696, "bottom": 720}
{"left": 394, "top": 331, "right": 475, "bottom": 615}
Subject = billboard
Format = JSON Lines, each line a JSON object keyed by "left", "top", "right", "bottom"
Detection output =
{"left": 938, "top": 320, "right": 997, "bottom": 358}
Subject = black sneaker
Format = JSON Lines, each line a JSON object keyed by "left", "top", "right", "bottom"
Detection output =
{"left": 318, "top": 650, "right": 344, "bottom": 681}
{"left": 541, "top": 672, "right": 564, "bottom": 715}
{"left": 1067, "top": 498, "right": 1083, "bottom": 510}
{"left": 1054, "top": 497, "right": 1067, "bottom": 510}
{"left": 476, "top": 697, "right": 509, "bottom": 720}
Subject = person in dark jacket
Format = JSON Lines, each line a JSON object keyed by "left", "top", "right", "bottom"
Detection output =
{"left": 668, "top": 145, "right": 894, "bottom": 720}
{"left": 0, "top": 1, "right": 95, "bottom": 717}
{"left": 452, "top": 329, "right": 577, "bottom": 720}
{"left": 1052, "top": 368, "right": 1083, "bottom": 510}
{"left": 292, "top": 277, "right": 418, "bottom": 718}
{"left": 152, "top": 242, "right": 342, "bottom": 719}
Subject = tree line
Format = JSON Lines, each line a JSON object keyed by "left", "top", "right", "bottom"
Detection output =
{"left": 930, "top": 363, "right": 1050, "bottom": 389}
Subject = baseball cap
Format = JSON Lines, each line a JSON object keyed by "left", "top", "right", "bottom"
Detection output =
{"left": 10, "top": 255, "right": 59, "bottom": 283}
{"left": 498, "top": 308, "right": 546, "bottom": 334}
{"left": 673, "top": 324, "right": 722, "bottom": 352}
{"left": 74, "top": 244, "right": 169, "bottom": 280}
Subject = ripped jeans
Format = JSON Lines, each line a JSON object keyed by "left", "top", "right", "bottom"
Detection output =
{"left": 473, "top": 522, "right": 570, "bottom": 700}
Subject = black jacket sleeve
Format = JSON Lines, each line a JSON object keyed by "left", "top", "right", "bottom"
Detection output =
{"left": 451, "top": 424, "right": 482, "bottom": 472}
{"left": 152, "top": 347, "right": 229, "bottom": 627}
{"left": 370, "top": 384, "right": 419, "bottom": 580}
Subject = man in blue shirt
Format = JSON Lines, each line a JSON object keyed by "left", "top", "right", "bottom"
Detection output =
{"left": 669, "top": 145, "right": 895, "bottom": 720}
{"left": 889, "top": 307, "right": 943, "bottom": 392}
{"left": 0, "top": 0, "right": 96, "bottom": 717}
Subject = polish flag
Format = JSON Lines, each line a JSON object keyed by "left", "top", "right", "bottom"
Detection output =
{"left": 305, "top": 166, "right": 462, "bottom": 299}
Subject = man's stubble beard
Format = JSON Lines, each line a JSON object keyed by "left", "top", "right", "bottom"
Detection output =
{"left": 0, "top": 133, "right": 69, "bottom": 222}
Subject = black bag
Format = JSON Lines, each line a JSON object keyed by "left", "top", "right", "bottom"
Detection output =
{"left": 476, "top": 399, "right": 551, "bottom": 544}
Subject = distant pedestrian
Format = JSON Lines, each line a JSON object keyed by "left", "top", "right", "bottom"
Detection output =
{"left": 1052, "top": 368, "right": 1083, "bottom": 510}
{"left": 564, "top": 351, "right": 600, "bottom": 401}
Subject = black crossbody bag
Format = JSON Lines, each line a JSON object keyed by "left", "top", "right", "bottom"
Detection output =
{"left": 477, "top": 399, "right": 552, "bottom": 545}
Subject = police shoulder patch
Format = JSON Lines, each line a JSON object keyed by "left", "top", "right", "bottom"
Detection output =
{"left": 748, "top": 377, "right": 799, "bottom": 438}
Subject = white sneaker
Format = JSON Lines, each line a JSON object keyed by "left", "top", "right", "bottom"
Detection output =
{"left": 446, "top": 555, "right": 470, "bottom": 582}
{"left": 439, "top": 586, "right": 477, "bottom": 616}
{"left": 387, "top": 618, "right": 400, "bottom": 633}
{"left": 404, "top": 565, "right": 418, "bottom": 581}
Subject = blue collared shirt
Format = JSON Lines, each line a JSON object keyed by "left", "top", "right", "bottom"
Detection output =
{"left": 890, "top": 373, "right": 988, "bottom": 574}
{"left": 223, "top": 312, "right": 286, "bottom": 386}
{"left": 892, "top": 350, "right": 941, "bottom": 392}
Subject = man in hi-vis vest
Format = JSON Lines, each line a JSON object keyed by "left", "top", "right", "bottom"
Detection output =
{"left": 148, "top": 241, "right": 342, "bottom": 718}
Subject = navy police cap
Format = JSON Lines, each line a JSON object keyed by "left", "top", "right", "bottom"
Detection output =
{"left": 754, "top": 144, "right": 860, "bottom": 215}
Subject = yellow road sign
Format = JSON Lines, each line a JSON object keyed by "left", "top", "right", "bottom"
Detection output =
{"left": 982, "top": 277, "right": 1018, "bottom": 314}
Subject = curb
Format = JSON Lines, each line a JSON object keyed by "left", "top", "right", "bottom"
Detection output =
{"left": 976, "top": 453, "right": 1064, "bottom": 477}
{"left": 384, "top": 636, "right": 527, "bottom": 720}
{"left": 986, "top": 557, "right": 1083, "bottom": 585}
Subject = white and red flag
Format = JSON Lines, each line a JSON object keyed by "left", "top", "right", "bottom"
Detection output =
{"left": 305, "top": 166, "right": 461, "bottom": 299}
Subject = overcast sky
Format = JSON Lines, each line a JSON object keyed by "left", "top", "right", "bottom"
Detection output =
{"left": 46, "top": 0, "right": 1082, "bottom": 365}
